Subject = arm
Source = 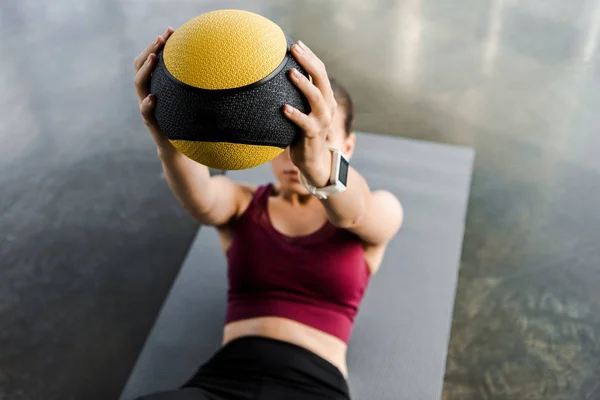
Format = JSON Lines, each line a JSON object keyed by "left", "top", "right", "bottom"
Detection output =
{"left": 134, "top": 28, "right": 249, "bottom": 227}
{"left": 320, "top": 164, "right": 403, "bottom": 245}
{"left": 157, "top": 145, "right": 251, "bottom": 226}
{"left": 283, "top": 41, "right": 403, "bottom": 245}
{"left": 308, "top": 147, "right": 403, "bottom": 244}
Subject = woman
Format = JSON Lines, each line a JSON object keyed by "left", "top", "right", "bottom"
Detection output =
{"left": 134, "top": 27, "right": 404, "bottom": 400}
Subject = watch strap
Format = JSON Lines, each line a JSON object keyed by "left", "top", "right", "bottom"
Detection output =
{"left": 297, "top": 148, "right": 348, "bottom": 200}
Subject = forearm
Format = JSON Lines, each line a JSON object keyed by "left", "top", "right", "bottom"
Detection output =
{"left": 320, "top": 166, "right": 370, "bottom": 228}
{"left": 156, "top": 142, "right": 215, "bottom": 217}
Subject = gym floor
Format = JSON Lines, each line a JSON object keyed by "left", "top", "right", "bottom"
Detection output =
{"left": 1, "top": 0, "right": 599, "bottom": 399}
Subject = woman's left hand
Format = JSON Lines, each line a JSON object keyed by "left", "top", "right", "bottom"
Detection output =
{"left": 284, "top": 41, "right": 337, "bottom": 188}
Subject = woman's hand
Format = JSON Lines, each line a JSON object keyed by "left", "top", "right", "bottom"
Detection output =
{"left": 284, "top": 41, "right": 337, "bottom": 188}
{"left": 133, "top": 27, "right": 174, "bottom": 147}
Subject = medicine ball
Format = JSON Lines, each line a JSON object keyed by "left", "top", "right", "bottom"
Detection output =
{"left": 150, "top": 9, "right": 310, "bottom": 170}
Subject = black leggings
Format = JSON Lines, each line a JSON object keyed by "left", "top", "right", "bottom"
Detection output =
{"left": 136, "top": 336, "right": 351, "bottom": 400}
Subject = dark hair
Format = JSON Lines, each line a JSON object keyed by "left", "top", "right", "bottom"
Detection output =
{"left": 330, "top": 78, "right": 354, "bottom": 136}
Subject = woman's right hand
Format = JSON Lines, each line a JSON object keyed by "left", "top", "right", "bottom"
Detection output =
{"left": 133, "top": 27, "right": 174, "bottom": 148}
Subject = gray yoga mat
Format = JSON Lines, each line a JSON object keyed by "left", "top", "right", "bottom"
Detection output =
{"left": 120, "top": 132, "right": 474, "bottom": 400}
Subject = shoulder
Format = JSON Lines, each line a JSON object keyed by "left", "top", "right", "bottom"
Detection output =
{"left": 373, "top": 190, "right": 403, "bottom": 218}
{"left": 372, "top": 189, "right": 402, "bottom": 207}
{"left": 371, "top": 190, "right": 404, "bottom": 229}
{"left": 360, "top": 190, "right": 403, "bottom": 274}
{"left": 365, "top": 189, "right": 404, "bottom": 234}
{"left": 376, "top": 189, "right": 404, "bottom": 237}
{"left": 347, "top": 187, "right": 402, "bottom": 247}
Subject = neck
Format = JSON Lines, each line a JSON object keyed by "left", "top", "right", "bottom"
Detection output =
{"left": 276, "top": 185, "right": 318, "bottom": 207}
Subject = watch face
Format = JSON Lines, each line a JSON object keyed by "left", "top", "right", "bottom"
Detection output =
{"left": 338, "top": 156, "right": 349, "bottom": 186}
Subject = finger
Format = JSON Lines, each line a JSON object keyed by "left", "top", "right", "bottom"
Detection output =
{"left": 161, "top": 26, "right": 175, "bottom": 41}
{"left": 141, "top": 94, "right": 171, "bottom": 146}
{"left": 140, "top": 95, "right": 160, "bottom": 129}
{"left": 289, "top": 68, "right": 329, "bottom": 120}
{"left": 291, "top": 41, "right": 336, "bottom": 108}
{"left": 135, "top": 26, "right": 174, "bottom": 70}
{"left": 283, "top": 104, "right": 315, "bottom": 135}
{"left": 133, "top": 27, "right": 174, "bottom": 71}
{"left": 134, "top": 53, "right": 157, "bottom": 103}
{"left": 133, "top": 36, "right": 161, "bottom": 71}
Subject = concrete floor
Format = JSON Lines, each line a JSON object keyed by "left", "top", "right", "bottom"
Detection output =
{"left": 1, "top": 0, "right": 599, "bottom": 399}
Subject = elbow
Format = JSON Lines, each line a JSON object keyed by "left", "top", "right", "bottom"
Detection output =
{"left": 188, "top": 208, "right": 217, "bottom": 226}
{"left": 181, "top": 203, "right": 208, "bottom": 224}
{"left": 333, "top": 215, "right": 363, "bottom": 229}
{"left": 331, "top": 204, "right": 367, "bottom": 229}
{"left": 329, "top": 190, "right": 371, "bottom": 228}
{"left": 178, "top": 192, "right": 217, "bottom": 225}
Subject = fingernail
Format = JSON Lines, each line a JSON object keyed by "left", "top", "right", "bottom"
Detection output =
{"left": 284, "top": 104, "right": 293, "bottom": 114}
{"left": 291, "top": 68, "right": 301, "bottom": 78}
{"left": 294, "top": 43, "right": 304, "bottom": 55}
{"left": 298, "top": 41, "right": 307, "bottom": 50}
{"left": 147, "top": 53, "right": 153, "bottom": 62}
{"left": 154, "top": 36, "right": 161, "bottom": 45}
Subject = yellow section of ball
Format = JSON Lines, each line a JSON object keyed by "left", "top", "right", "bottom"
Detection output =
{"left": 163, "top": 10, "right": 287, "bottom": 90}
{"left": 170, "top": 140, "right": 284, "bottom": 170}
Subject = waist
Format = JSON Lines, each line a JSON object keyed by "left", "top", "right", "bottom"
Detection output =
{"left": 226, "top": 295, "right": 355, "bottom": 343}
{"left": 223, "top": 317, "right": 349, "bottom": 377}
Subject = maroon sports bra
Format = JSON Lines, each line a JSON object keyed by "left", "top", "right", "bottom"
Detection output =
{"left": 225, "top": 184, "right": 371, "bottom": 343}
